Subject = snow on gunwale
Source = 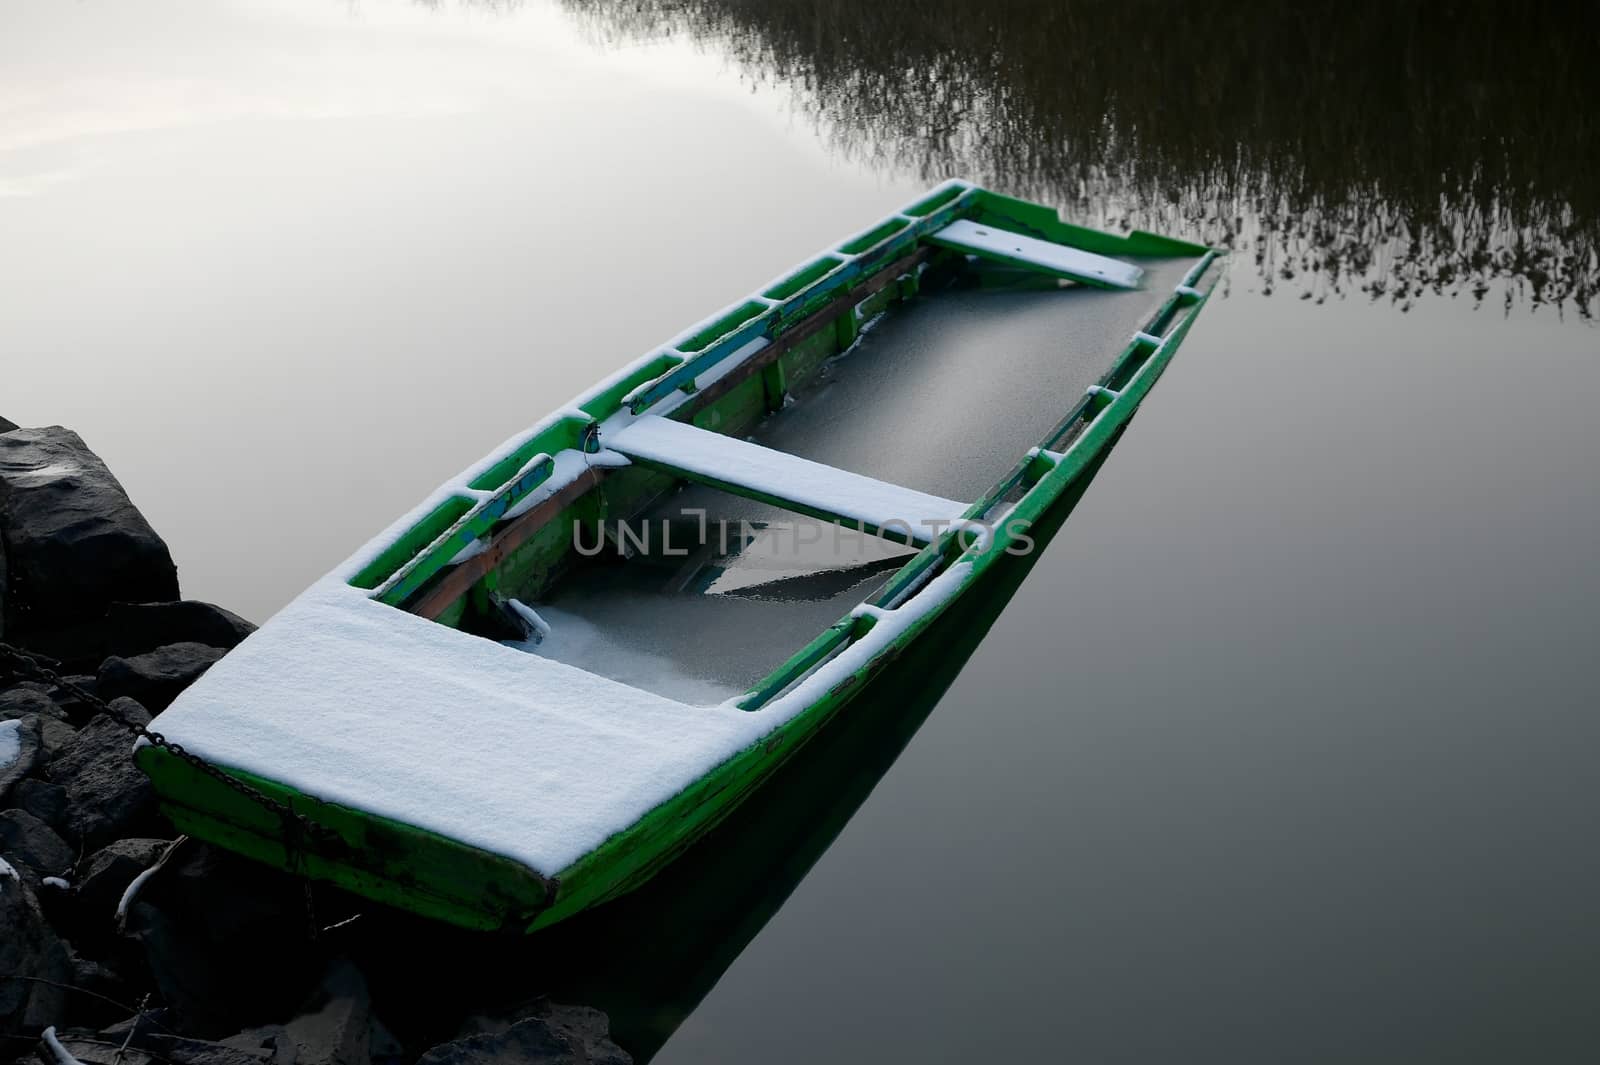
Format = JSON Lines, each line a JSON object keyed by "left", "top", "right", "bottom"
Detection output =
{"left": 329, "top": 180, "right": 981, "bottom": 597}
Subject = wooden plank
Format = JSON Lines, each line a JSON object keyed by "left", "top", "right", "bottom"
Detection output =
{"left": 607, "top": 415, "right": 969, "bottom": 545}
{"left": 409, "top": 474, "right": 602, "bottom": 620}
{"left": 927, "top": 218, "right": 1144, "bottom": 289}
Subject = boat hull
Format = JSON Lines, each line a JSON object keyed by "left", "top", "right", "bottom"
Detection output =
{"left": 138, "top": 181, "right": 1222, "bottom": 931}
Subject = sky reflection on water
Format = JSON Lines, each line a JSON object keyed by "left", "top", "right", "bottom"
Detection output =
{"left": 2, "top": 3, "right": 1596, "bottom": 1062}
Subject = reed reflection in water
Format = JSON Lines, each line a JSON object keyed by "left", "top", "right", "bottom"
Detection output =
{"left": 562, "top": 0, "right": 1600, "bottom": 317}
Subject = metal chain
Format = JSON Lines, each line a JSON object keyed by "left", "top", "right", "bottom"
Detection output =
{"left": 0, "top": 641, "right": 337, "bottom": 844}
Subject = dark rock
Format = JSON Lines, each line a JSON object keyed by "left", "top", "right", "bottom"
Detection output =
{"left": 0, "top": 426, "right": 178, "bottom": 636}
{"left": 0, "top": 416, "right": 17, "bottom": 433}
{"left": 530, "top": 1004, "right": 629, "bottom": 1063}
{"left": 64, "top": 946, "right": 139, "bottom": 1029}
{"left": 0, "top": 687, "right": 68, "bottom": 723}
{"left": 59, "top": 1022, "right": 284, "bottom": 1065}
{"left": 78, "top": 838, "right": 170, "bottom": 924}
{"left": 35, "top": 713, "right": 78, "bottom": 760}
{"left": 106, "top": 601, "right": 257, "bottom": 656}
{"left": 46, "top": 699, "right": 159, "bottom": 848}
{"left": 0, "top": 715, "right": 43, "bottom": 803}
{"left": 46, "top": 675, "right": 105, "bottom": 726}
{"left": 98, "top": 643, "right": 227, "bottom": 712}
{"left": 99, "top": 1010, "right": 175, "bottom": 1041}
{"left": 39, "top": 1030, "right": 158, "bottom": 1065}
{"left": 0, "top": 872, "right": 71, "bottom": 1037}
{"left": 18, "top": 601, "right": 257, "bottom": 676}
{"left": 0, "top": 808, "right": 75, "bottom": 883}
{"left": 60, "top": 978, "right": 375, "bottom": 1064}
{"left": 421, "top": 1002, "right": 631, "bottom": 1065}
{"left": 281, "top": 960, "right": 370, "bottom": 1065}
{"left": 125, "top": 844, "right": 320, "bottom": 1036}
{"left": 14, "top": 779, "right": 70, "bottom": 834}
{"left": 367, "top": 1017, "right": 404, "bottom": 1065}
{"left": 415, "top": 1025, "right": 578, "bottom": 1065}
{"left": 131, "top": 1033, "right": 278, "bottom": 1065}
{"left": 221, "top": 1025, "right": 299, "bottom": 1065}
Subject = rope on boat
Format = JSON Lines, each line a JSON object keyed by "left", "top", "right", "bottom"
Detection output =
{"left": 0, "top": 641, "right": 337, "bottom": 847}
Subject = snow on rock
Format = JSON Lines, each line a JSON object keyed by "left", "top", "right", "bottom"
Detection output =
{"left": 116, "top": 861, "right": 162, "bottom": 927}
{"left": 0, "top": 709, "right": 77, "bottom": 791}
{"left": 0, "top": 717, "right": 20, "bottom": 768}
{"left": 0, "top": 717, "right": 33, "bottom": 806}
{"left": 40, "top": 1027, "right": 87, "bottom": 1065}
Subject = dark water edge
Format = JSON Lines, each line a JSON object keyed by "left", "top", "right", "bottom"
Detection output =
{"left": 559, "top": 0, "right": 1600, "bottom": 318}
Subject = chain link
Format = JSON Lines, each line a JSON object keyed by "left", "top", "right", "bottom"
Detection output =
{"left": 0, "top": 641, "right": 337, "bottom": 844}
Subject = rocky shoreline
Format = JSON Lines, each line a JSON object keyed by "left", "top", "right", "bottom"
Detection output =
{"left": 1, "top": 422, "right": 629, "bottom": 1065}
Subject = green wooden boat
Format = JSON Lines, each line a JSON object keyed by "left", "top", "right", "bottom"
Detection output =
{"left": 137, "top": 181, "right": 1222, "bottom": 932}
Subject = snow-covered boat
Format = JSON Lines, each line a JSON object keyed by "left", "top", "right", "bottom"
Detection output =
{"left": 138, "top": 181, "right": 1222, "bottom": 931}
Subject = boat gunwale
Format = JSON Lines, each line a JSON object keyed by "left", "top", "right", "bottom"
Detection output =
{"left": 342, "top": 179, "right": 1209, "bottom": 615}
{"left": 539, "top": 249, "right": 1221, "bottom": 926}
{"left": 737, "top": 249, "right": 1219, "bottom": 710}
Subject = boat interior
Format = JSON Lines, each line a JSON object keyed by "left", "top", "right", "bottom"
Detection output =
{"left": 343, "top": 183, "right": 1221, "bottom": 710}
{"left": 528, "top": 257, "right": 1197, "bottom": 702}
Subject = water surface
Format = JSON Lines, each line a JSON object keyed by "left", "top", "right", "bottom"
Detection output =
{"left": 3, "top": 2, "right": 1596, "bottom": 1062}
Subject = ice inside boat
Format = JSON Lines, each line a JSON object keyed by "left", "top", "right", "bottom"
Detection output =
{"left": 526, "top": 255, "right": 1199, "bottom": 701}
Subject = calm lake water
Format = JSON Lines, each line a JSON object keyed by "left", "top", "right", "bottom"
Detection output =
{"left": 4, "top": 2, "right": 1597, "bottom": 1061}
